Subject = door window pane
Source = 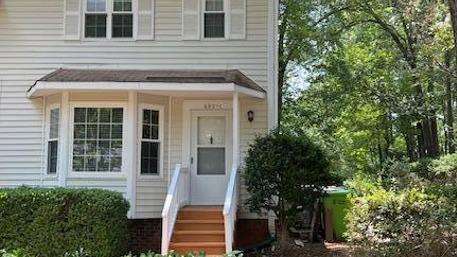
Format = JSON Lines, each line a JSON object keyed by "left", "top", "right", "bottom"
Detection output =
{"left": 198, "top": 116, "right": 225, "bottom": 145}
{"left": 197, "top": 148, "right": 225, "bottom": 175}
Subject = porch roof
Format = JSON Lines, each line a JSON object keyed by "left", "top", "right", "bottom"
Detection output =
{"left": 27, "top": 69, "right": 266, "bottom": 99}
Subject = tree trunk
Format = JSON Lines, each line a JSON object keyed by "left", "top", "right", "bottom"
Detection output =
{"left": 448, "top": 0, "right": 457, "bottom": 57}
{"left": 277, "top": 4, "right": 288, "bottom": 127}
{"left": 445, "top": 51, "right": 455, "bottom": 153}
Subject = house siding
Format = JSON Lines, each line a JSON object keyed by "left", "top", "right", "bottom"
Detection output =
{"left": 0, "top": 0, "right": 271, "bottom": 218}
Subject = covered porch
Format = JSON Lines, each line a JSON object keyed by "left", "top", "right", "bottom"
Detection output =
{"left": 29, "top": 69, "right": 267, "bottom": 255}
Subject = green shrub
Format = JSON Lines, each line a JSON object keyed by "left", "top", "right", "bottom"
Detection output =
{"left": 244, "top": 129, "right": 335, "bottom": 247}
{"left": 346, "top": 176, "right": 457, "bottom": 257}
{"left": 428, "top": 153, "right": 457, "bottom": 182}
{"left": 0, "top": 187, "right": 130, "bottom": 257}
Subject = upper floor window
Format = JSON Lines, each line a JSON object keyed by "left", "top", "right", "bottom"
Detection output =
{"left": 84, "top": 0, "right": 133, "bottom": 39}
{"left": 204, "top": 0, "right": 225, "bottom": 38}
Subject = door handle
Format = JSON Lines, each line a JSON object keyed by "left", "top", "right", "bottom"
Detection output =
{"left": 191, "top": 157, "right": 194, "bottom": 164}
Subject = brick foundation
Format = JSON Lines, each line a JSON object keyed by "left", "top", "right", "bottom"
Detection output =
{"left": 128, "top": 219, "right": 162, "bottom": 253}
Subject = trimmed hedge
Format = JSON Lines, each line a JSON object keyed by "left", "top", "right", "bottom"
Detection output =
{"left": 0, "top": 187, "right": 130, "bottom": 257}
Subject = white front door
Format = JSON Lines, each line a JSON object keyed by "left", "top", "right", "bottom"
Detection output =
{"left": 190, "top": 111, "right": 232, "bottom": 205}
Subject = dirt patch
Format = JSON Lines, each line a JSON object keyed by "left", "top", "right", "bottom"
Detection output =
{"left": 245, "top": 241, "right": 350, "bottom": 257}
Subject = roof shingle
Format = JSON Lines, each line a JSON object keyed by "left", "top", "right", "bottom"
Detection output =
{"left": 31, "top": 69, "right": 265, "bottom": 93}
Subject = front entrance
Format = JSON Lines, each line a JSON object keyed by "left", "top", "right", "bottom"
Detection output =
{"left": 190, "top": 111, "right": 232, "bottom": 205}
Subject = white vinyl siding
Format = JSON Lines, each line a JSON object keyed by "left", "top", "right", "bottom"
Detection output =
{"left": 0, "top": 0, "right": 269, "bottom": 218}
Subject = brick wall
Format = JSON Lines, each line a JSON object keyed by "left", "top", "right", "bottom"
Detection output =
{"left": 128, "top": 219, "right": 162, "bottom": 253}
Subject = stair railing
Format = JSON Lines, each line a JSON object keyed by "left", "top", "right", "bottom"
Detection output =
{"left": 223, "top": 163, "right": 239, "bottom": 253}
{"left": 161, "top": 164, "right": 189, "bottom": 254}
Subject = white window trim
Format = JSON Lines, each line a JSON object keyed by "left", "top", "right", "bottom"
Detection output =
{"left": 44, "top": 103, "right": 61, "bottom": 178}
{"left": 201, "top": 0, "right": 229, "bottom": 40}
{"left": 137, "top": 103, "right": 164, "bottom": 179}
{"left": 82, "top": 0, "right": 138, "bottom": 41}
{"left": 68, "top": 101, "right": 129, "bottom": 178}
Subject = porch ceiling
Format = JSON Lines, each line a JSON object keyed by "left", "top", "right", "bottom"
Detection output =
{"left": 27, "top": 69, "right": 266, "bottom": 99}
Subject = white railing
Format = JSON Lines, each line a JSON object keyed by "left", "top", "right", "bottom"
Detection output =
{"left": 223, "top": 163, "right": 239, "bottom": 253}
{"left": 161, "top": 164, "right": 190, "bottom": 254}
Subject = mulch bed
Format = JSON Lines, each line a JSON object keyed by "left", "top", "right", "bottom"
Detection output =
{"left": 245, "top": 241, "right": 351, "bottom": 257}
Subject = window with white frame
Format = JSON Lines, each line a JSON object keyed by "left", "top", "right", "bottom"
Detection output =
{"left": 85, "top": 0, "right": 133, "bottom": 39}
{"left": 47, "top": 107, "right": 60, "bottom": 175}
{"left": 140, "top": 108, "right": 161, "bottom": 175}
{"left": 72, "top": 107, "right": 124, "bottom": 173}
{"left": 204, "top": 0, "right": 225, "bottom": 38}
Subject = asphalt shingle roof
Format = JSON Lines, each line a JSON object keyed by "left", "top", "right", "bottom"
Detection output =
{"left": 30, "top": 69, "right": 266, "bottom": 93}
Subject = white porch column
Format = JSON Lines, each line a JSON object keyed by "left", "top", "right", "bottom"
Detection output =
{"left": 126, "top": 91, "right": 138, "bottom": 218}
{"left": 232, "top": 92, "right": 240, "bottom": 166}
{"left": 58, "top": 92, "right": 70, "bottom": 187}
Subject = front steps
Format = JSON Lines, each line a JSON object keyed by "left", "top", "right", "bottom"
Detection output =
{"left": 170, "top": 206, "right": 226, "bottom": 255}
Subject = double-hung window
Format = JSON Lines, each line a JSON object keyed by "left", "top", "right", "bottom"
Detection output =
{"left": 140, "top": 106, "right": 162, "bottom": 175}
{"left": 47, "top": 107, "right": 60, "bottom": 175}
{"left": 72, "top": 107, "right": 124, "bottom": 173}
{"left": 84, "top": 0, "right": 133, "bottom": 39}
{"left": 204, "top": 0, "right": 225, "bottom": 38}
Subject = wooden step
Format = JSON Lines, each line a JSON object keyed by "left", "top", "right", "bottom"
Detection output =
{"left": 175, "top": 220, "right": 225, "bottom": 231}
{"left": 178, "top": 206, "right": 224, "bottom": 220}
{"left": 172, "top": 230, "right": 225, "bottom": 243}
{"left": 169, "top": 242, "right": 226, "bottom": 255}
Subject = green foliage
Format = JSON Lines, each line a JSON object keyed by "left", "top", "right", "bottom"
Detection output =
{"left": 346, "top": 155, "right": 457, "bottom": 257}
{"left": 429, "top": 153, "right": 457, "bottom": 181}
{"left": 281, "top": 0, "right": 456, "bottom": 177}
{"left": 0, "top": 187, "right": 130, "bottom": 257}
{"left": 347, "top": 185, "right": 457, "bottom": 257}
{"left": 244, "top": 129, "right": 335, "bottom": 230}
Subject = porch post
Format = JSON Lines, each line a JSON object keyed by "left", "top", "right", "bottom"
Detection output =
{"left": 232, "top": 92, "right": 240, "bottom": 166}
{"left": 126, "top": 91, "right": 138, "bottom": 218}
{"left": 58, "top": 91, "right": 70, "bottom": 187}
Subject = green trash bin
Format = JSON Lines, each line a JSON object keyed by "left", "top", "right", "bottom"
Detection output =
{"left": 323, "top": 187, "right": 351, "bottom": 242}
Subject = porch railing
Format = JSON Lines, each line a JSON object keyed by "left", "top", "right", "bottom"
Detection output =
{"left": 161, "top": 164, "right": 190, "bottom": 254}
{"left": 223, "top": 163, "right": 240, "bottom": 253}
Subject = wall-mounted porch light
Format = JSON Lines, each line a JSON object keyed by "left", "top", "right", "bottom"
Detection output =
{"left": 247, "top": 110, "right": 254, "bottom": 123}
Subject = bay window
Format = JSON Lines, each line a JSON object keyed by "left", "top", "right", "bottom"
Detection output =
{"left": 71, "top": 107, "right": 124, "bottom": 173}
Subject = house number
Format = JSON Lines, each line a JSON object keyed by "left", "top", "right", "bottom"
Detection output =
{"left": 204, "top": 103, "right": 224, "bottom": 110}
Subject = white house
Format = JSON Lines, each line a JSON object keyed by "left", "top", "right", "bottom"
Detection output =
{"left": 0, "top": 0, "right": 279, "bottom": 255}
